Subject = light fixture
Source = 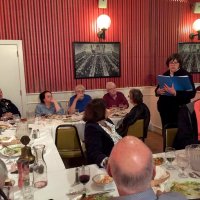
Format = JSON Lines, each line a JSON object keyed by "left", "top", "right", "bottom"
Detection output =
{"left": 189, "top": 19, "right": 200, "bottom": 40}
{"left": 97, "top": 14, "right": 111, "bottom": 39}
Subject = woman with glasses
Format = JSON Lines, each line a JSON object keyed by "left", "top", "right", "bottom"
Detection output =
{"left": 155, "top": 53, "right": 196, "bottom": 129}
{"left": 35, "top": 90, "right": 64, "bottom": 116}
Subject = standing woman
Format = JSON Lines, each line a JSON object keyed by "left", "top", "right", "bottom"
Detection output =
{"left": 155, "top": 53, "right": 196, "bottom": 128}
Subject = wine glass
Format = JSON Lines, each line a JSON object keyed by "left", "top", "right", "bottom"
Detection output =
{"left": 176, "top": 152, "right": 189, "bottom": 178}
{"left": 165, "top": 147, "right": 176, "bottom": 170}
{"left": 78, "top": 166, "right": 90, "bottom": 194}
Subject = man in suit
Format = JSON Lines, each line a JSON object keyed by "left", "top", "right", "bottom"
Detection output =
{"left": 0, "top": 88, "right": 21, "bottom": 119}
{"left": 107, "top": 136, "right": 187, "bottom": 200}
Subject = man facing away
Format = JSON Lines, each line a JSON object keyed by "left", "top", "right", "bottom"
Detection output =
{"left": 107, "top": 136, "right": 187, "bottom": 200}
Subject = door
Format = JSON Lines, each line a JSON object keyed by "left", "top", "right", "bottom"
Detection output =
{"left": 0, "top": 44, "right": 23, "bottom": 115}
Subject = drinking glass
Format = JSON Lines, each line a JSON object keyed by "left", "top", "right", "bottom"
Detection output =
{"left": 13, "top": 114, "right": 21, "bottom": 125}
{"left": 75, "top": 109, "right": 79, "bottom": 115}
{"left": 165, "top": 147, "right": 176, "bottom": 170}
{"left": 78, "top": 166, "right": 90, "bottom": 194}
{"left": 176, "top": 152, "right": 189, "bottom": 178}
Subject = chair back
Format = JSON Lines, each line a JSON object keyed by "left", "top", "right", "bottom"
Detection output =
{"left": 127, "top": 119, "right": 144, "bottom": 140}
{"left": 55, "top": 125, "right": 85, "bottom": 159}
{"left": 163, "top": 124, "right": 178, "bottom": 151}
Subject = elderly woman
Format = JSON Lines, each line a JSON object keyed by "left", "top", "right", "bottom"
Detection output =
{"left": 155, "top": 53, "right": 196, "bottom": 128}
{"left": 68, "top": 84, "right": 91, "bottom": 114}
{"left": 0, "top": 159, "right": 8, "bottom": 200}
{"left": 83, "top": 98, "right": 121, "bottom": 167}
{"left": 116, "top": 89, "right": 150, "bottom": 137}
{"left": 35, "top": 90, "right": 64, "bottom": 116}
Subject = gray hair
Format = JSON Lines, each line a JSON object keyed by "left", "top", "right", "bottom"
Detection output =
{"left": 111, "top": 155, "right": 153, "bottom": 191}
{"left": 0, "top": 159, "right": 8, "bottom": 187}
{"left": 129, "top": 89, "right": 143, "bottom": 104}
{"left": 75, "top": 84, "right": 85, "bottom": 91}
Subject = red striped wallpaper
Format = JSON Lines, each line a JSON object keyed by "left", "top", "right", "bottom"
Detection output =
{"left": 0, "top": 0, "right": 200, "bottom": 93}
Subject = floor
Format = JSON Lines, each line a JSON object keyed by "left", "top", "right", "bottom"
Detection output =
{"left": 63, "top": 131, "right": 163, "bottom": 168}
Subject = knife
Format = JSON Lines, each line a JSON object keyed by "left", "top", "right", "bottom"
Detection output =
{"left": 192, "top": 172, "right": 200, "bottom": 178}
{"left": 87, "top": 189, "right": 115, "bottom": 196}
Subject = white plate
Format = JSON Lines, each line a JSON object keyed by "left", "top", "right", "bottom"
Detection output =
{"left": 92, "top": 174, "right": 113, "bottom": 187}
{"left": 0, "top": 144, "right": 23, "bottom": 157}
{"left": 166, "top": 179, "right": 200, "bottom": 199}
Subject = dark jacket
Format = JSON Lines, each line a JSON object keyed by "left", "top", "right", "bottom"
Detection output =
{"left": 155, "top": 68, "right": 196, "bottom": 127}
{"left": 116, "top": 103, "right": 150, "bottom": 138}
{"left": 0, "top": 98, "right": 21, "bottom": 117}
{"left": 173, "top": 101, "right": 199, "bottom": 150}
{"left": 84, "top": 119, "right": 115, "bottom": 167}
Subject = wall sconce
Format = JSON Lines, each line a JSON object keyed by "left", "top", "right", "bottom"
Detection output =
{"left": 189, "top": 19, "right": 200, "bottom": 40}
{"left": 97, "top": 14, "right": 111, "bottom": 39}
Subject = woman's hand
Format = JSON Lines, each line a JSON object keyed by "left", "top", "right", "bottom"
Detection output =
{"left": 164, "top": 84, "right": 176, "bottom": 96}
{"left": 156, "top": 88, "right": 165, "bottom": 95}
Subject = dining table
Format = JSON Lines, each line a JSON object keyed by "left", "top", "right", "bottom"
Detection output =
{"left": 1, "top": 117, "right": 200, "bottom": 200}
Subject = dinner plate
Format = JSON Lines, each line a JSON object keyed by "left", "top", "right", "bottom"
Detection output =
{"left": 92, "top": 174, "right": 113, "bottom": 187}
{"left": 0, "top": 144, "right": 23, "bottom": 157}
{"left": 166, "top": 179, "right": 200, "bottom": 199}
{"left": 62, "top": 118, "right": 81, "bottom": 123}
{"left": 0, "top": 135, "right": 14, "bottom": 143}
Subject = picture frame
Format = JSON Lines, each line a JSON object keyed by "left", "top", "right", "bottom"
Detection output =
{"left": 73, "top": 42, "right": 120, "bottom": 79}
{"left": 178, "top": 42, "right": 200, "bottom": 73}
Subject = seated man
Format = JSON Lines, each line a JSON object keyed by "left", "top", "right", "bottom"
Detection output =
{"left": 68, "top": 84, "right": 91, "bottom": 114}
{"left": 173, "top": 100, "right": 200, "bottom": 150}
{"left": 107, "top": 136, "right": 187, "bottom": 200}
{"left": 35, "top": 90, "right": 64, "bottom": 116}
{"left": 0, "top": 88, "right": 21, "bottom": 119}
{"left": 103, "top": 82, "right": 129, "bottom": 109}
{"left": 0, "top": 159, "right": 8, "bottom": 200}
{"left": 116, "top": 89, "right": 150, "bottom": 137}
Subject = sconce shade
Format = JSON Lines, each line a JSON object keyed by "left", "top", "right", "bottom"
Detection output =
{"left": 193, "top": 19, "right": 200, "bottom": 31}
{"left": 97, "top": 14, "right": 111, "bottom": 30}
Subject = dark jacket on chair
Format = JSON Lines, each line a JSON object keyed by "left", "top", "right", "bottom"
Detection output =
{"left": 173, "top": 101, "right": 199, "bottom": 150}
{"left": 116, "top": 103, "right": 150, "bottom": 137}
{"left": 84, "top": 119, "right": 115, "bottom": 167}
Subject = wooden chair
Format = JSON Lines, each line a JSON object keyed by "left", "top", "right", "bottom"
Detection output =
{"left": 163, "top": 124, "right": 178, "bottom": 151}
{"left": 127, "top": 119, "right": 145, "bottom": 141}
{"left": 55, "top": 125, "right": 85, "bottom": 161}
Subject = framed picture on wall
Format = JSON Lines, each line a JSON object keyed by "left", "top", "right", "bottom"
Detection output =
{"left": 73, "top": 42, "right": 120, "bottom": 79}
{"left": 178, "top": 42, "right": 200, "bottom": 73}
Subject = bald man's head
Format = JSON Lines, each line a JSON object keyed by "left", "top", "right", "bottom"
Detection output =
{"left": 107, "top": 136, "right": 153, "bottom": 195}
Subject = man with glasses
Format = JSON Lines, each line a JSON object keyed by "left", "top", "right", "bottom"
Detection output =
{"left": 103, "top": 82, "right": 129, "bottom": 109}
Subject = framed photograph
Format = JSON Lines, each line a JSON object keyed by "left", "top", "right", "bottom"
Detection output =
{"left": 73, "top": 42, "right": 120, "bottom": 78}
{"left": 178, "top": 42, "right": 200, "bottom": 73}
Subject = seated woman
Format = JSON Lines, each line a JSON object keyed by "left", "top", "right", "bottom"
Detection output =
{"left": 173, "top": 100, "right": 200, "bottom": 150}
{"left": 83, "top": 98, "right": 121, "bottom": 167}
{"left": 35, "top": 90, "right": 64, "bottom": 116}
{"left": 116, "top": 89, "right": 150, "bottom": 137}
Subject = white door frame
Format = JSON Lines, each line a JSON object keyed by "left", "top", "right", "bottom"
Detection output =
{"left": 0, "top": 40, "right": 27, "bottom": 117}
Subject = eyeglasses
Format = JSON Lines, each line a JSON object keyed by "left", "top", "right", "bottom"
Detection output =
{"left": 169, "top": 61, "right": 179, "bottom": 64}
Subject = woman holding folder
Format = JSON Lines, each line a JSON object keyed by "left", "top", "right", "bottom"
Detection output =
{"left": 155, "top": 53, "right": 196, "bottom": 129}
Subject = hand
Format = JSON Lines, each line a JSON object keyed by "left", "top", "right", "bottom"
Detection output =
{"left": 164, "top": 84, "right": 176, "bottom": 96}
{"left": 75, "top": 93, "right": 84, "bottom": 100}
{"left": 50, "top": 98, "right": 57, "bottom": 104}
{"left": 156, "top": 88, "right": 165, "bottom": 95}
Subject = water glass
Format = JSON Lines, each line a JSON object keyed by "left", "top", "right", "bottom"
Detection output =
{"left": 75, "top": 109, "right": 79, "bottom": 115}
{"left": 165, "top": 147, "right": 176, "bottom": 170}
{"left": 13, "top": 114, "right": 21, "bottom": 125}
{"left": 176, "top": 152, "right": 189, "bottom": 178}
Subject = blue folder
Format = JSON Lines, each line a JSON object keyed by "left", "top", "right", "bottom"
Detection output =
{"left": 157, "top": 75, "right": 193, "bottom": 91}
